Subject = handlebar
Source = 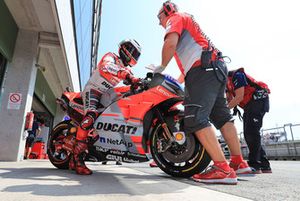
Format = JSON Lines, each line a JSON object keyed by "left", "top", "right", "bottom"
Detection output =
{"left": 123, "top": 73, "right": 152, "bottom": 97}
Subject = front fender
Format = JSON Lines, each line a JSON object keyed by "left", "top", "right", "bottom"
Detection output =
{"left": 141, "top": 98, "right": 182, "bottom": 152}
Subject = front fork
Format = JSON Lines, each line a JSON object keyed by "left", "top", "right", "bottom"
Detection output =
{"left": 155, "top": 109, "right": 176, "bottom": 152}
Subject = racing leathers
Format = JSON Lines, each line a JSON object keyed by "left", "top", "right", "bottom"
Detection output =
{"left": 71, "top": 52, "right": 139, "bottom": 175}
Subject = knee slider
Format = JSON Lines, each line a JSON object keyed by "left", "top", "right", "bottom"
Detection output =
{"left": 80, "top": 111, "right": 98, "bottom": 130}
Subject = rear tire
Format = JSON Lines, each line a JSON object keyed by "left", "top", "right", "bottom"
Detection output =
{"left": 150, "top": 123, "right": 211, "bottom": 178}
{"left": 47, "top": 121, "right": 72, "bottom": 169}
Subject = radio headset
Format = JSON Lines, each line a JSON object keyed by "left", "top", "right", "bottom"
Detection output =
{"left": 163, "top": 1, "right": 177, "bottom": 16}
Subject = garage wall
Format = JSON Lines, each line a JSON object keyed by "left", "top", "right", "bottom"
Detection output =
{"left": 0, "top": 0, "right": 18, "bottom": 61}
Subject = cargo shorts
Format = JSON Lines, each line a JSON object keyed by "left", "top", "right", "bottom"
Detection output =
{"left": 184, "top": 60, "right": 233, "bottom": 134}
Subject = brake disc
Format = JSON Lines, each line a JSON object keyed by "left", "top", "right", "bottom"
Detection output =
{"left": 161, "top": 133, "right": 196, "bottom": 163}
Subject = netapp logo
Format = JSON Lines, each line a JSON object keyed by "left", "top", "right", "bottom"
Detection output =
{"left": 100, "top": 137, "right": 133, "bottom": 148}
{"left": 96, "top": 122, "right": 137, "bottom": 135}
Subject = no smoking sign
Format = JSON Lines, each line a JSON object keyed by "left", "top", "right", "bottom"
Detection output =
{"left": 7, "top": 93, "right": 22, "bottom": 110}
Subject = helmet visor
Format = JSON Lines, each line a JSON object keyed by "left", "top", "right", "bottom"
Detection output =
{"left": 125, "top": 43, "right": 140, "bottom": 62}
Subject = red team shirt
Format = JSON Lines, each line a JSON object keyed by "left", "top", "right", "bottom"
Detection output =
{"left": 164, "top": 12, "right": 217, "bottom": 75}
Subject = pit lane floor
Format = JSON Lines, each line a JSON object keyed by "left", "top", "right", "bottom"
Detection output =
{"left": 0, "top": 160, "right": 299, "bottom": 201}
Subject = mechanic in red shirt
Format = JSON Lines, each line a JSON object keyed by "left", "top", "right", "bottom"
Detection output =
{"left": 227, "top": 68, "right": 271, "bottom": 173}
{"left": 149, "top": 1, "right": 251, "bottom": 184}
{"left": 70, "top": 39, "right": 141, "bottom": 175}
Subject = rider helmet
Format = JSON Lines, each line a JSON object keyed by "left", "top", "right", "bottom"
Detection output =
{"left": 118, "top": 39, "right": 141, "bottom": 67}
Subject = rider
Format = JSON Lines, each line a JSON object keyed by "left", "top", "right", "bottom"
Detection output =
{"left": 70, "top": 39, "right": 142, "bottom": 175}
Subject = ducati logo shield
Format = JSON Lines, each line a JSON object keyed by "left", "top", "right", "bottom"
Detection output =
{"left": 96, "top": 122, "right": 138, "bottom": 135}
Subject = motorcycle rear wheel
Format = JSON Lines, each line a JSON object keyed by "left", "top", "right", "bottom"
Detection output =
{"left": 150, "top": 123, "right": 211, "bottom": 178}
{"left": 47, "top": 121, "right": 72, "bottom": 169}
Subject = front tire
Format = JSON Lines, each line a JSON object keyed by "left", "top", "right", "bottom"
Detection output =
{"left": 150, "top": 123, "right": 211, "bottom": 178}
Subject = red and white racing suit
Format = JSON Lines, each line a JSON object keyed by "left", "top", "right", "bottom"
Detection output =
{"left": 77, "top": 52, "right": 135, "bottom": 141}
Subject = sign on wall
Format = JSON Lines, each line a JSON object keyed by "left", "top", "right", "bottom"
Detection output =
{"left": 7, "top": 93, "right": 22, "bottom": 110}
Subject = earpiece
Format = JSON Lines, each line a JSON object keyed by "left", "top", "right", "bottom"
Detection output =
{"left": 163, "top": 1, "right": 176, "bottom": 16}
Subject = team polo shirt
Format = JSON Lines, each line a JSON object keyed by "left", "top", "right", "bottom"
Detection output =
{"left": 165, "top": 12, "right": 209, "bottom": 75}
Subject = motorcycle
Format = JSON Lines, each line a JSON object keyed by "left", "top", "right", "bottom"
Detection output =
{"left": 48, "top": 73, "right": 211, "bottom": 177}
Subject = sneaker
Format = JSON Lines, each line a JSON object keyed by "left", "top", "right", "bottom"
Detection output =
{"left": 229, "top": 160, "right": 253, "bottom": 174}
{"left": 192, "top": 166, "right": 238, "bottom": 185}
{"left": 102, "top": 161, "right": 107, "bottom": 165}
{"left": 149, "top": 161, "right": 158, "bottom": 168}
{"left": 116, "top": 161, "right": 122, "bottom": 165}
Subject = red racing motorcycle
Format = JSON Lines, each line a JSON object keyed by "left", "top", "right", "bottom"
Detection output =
{"left": 48, "top": 73, "right": 210, "bottom": 177}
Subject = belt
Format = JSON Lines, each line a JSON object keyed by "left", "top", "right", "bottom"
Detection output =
{"left": 203, "top": 67, "right": 219, "bottom": 71}
{"left": 191, "top": 59, "right": 218, "bottom": 70}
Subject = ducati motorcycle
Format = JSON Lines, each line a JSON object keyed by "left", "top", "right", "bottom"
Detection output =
{"left": 48, "top": 73, "right": 211, "bottom": 177}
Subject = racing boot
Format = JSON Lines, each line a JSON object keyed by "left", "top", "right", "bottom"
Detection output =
{"left": 73, "top": 140, "right": 92, "bottom": 175}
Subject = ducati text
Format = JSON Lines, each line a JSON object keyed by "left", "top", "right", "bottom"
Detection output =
{"left": 96, "top": 122, "right": 137, "bottom": 135}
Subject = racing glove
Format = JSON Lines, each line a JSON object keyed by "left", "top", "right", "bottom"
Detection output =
{"left": 117, "top": 70, "right": 140, "bottom": 84}
{"left": 129, "top": 76, "right": 140, "bottom": 84}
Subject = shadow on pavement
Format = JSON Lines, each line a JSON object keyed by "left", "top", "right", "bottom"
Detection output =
{"left": 0, "top": 165, "right": 185, "bottom": 197}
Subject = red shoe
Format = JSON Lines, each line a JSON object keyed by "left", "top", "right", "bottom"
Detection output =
{"left": 229, "top": 160, "right": 253, "bottom": 174}
{"left": 74, "top": 140, "right": 92, "bottom": 175}
{"left": 192, "top": 166, "right": 237, "bottom": 185}
{"left": 149, "top": 161, "right": 158, "bottom": 168}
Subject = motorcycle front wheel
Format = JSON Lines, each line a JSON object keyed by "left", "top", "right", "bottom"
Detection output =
{"left": 150, "top": 123, "right": 211, "bottom": 178}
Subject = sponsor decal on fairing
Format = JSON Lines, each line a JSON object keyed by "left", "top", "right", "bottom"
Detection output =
{"left": 156, "top": 86, "right": 173, "bottom": 97}
{"left": 109, "top": 149, "right": 126, "bottom": 155}
{"left": 101, "top": 81, "right": 112, "bottom": 89}
{"left": 95, "top": 146, "right": 109, "bottom": 152}
{"left": 100, "top": 137, "right": 133, "bottom": 148}
{"left": 106, "top": 154, "right": 122, "bottom": 162}
{"left": 69, "top": 102, "right": 84, "bottom": 110}
{"left": 96, "top": 122, "right": 138, "bottom": 135}
{"left": 127, "top": 152, "right": 147, "bottom": 158}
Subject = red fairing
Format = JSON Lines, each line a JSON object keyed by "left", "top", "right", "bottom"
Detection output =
{"left": 61, "top": 92, "right": 84, "bottom": 124}
{"left": 117, "top": 86, "right": 178, "bottom": 121}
